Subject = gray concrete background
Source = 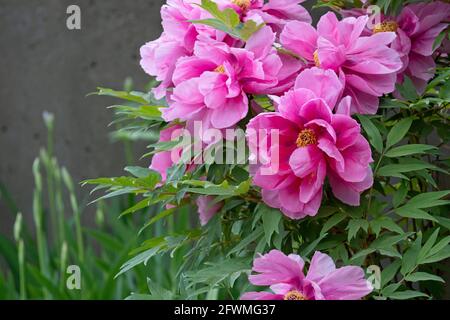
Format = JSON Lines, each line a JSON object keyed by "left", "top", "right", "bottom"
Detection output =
{"left": 0, "top": 0, "right": 166, "bottom": 234}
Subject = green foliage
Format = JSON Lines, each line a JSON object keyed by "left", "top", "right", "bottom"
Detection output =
{"left": 83, "top": 57, "right": 450, "bottom": 300}
{"left": 0, "top": 113, "right": 162, "bottom": 299}
{"left": 190, "top": 0, "right": 264, "bottom": 41}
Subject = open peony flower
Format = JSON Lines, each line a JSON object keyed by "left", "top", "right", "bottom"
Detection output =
{"left": 246, "top": 68, "right": 373, "bottom": 219}
{"left": 373, "top": 2, "right": 448, "bottom": 95}
{"left": 241, "top": 250, "right": 372, "bottom": 300}
{"left": 162, "top": 26, "right": 300, "bottom": 130}
{"left": 140, "top": 0, "right": 241, "bottom": 99}
{"left": 280, "top": 12, "right": 402, "bottom": 114}
{"left": 196, "top": 196, "right": 223, "bottom": 225}
{"left": 216, "top": 0, "right": 311, "bottom": 34}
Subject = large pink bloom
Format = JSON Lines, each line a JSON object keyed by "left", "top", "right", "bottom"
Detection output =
{"left": 140, "top": 0, "right": 241, "bottom": 99}
{"left": 241, "top": 250, "right": 372, "bottom": 300}
{"left": 280, "top": 12, "right": 402, "bottom": 114}
{"left": 162, "top": 26, "right": 300, "bottom": 130}
{"left": 247, "top": 68, "right": 373, "bottom": 219}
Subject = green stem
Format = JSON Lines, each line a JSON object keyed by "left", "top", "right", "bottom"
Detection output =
{"left": 17, "top": 239, "right": 26, "bottom": 300}
{"left": 366, "top": 151, "right": 385, "bottom": 217}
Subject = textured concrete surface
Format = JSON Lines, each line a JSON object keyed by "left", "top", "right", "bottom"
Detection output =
{"left": 0, "top": 0, "right": 166, "bottom": 234}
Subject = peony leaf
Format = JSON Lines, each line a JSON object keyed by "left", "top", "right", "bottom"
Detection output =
{"left": 386, "top": 118, "right": 412, "bottom": 149}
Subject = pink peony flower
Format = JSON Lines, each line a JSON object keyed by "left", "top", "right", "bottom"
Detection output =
{"left": 280, "top": 12, "right": 402, "bottom": 114}
{"left": 162, "top": 26, "right": 300, "bottom": 130}
{"left": 196, "top": 196, "right": 223, "bottom": 225}
{"left": 241, "top": 250, "right": 372, "bottom": 300}
{"left": 342, "top": 2, "right": 449, "bottom": 96}
{"left": 377, "top": 2, "right": 449, "bottom": 95}
{"left": 140, "top": 0, "right": 241, "bottom": 99}
{"left": 216, "top": 0, "right": 311, "bottom": 34}
{"left": 246, "top": 68, "right": 373, "bottom": 219}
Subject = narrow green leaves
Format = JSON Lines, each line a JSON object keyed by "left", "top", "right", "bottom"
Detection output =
{"left": 357, "top": 115, "right": 383, "bottom": 154}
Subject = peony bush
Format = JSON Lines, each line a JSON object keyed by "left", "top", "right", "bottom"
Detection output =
{"left": 87, "top": 0, "right": 450, "bottom": 300}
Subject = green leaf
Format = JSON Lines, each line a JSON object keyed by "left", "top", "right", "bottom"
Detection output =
{"left": 141, "top": 207, "right": 177, "bottom": 231}
{"left": 418, "top": 228, "right": 440, "bottom": 263}
{"left": 396, "top": 76, "right": 419, "bottom": 101}
{"left": 439, "top": 75, "right": 450, "bottom": 100}
{"left": 350, "top": 248, "right": 376, "bottom": 261}
{"left": 428, "top": 235, "right": 450, "bottom": 257}
{"left": 321, "top": 212, "right": 347, "bottom": 236}
{"left": 227, "top": 226, "right": 264, "bottom": 257}
{"left": 92, "top": 87, "right": 149, "bottom": 104}
{"left": 370, "top": 232, "right": 413, "bottom": 250}
{"left": 370, "top": 218, "right": 404, "bottom": 237}
{"left": 124, "top": 166, "right": 154, "bottom": 179}
{"left": 386, "top": 118, "right": 412, "bottom": 149}
{"left": 392, "top": 182, "right": 408, "bottom": 208}
{"left": 301, "top": 233, "right": 328, "bottom": 257}
{"left": 381, "top": 283, "right": 401, "bottom": 296}
{"left": 387, "top": 290, "right": 428, "bottom": 300}
{"left": 381, "top": 260, "right": 401, "bottom": 287}
{"left": 395, "top": 207, "right": 438, "bottom": 222}
{"left": 436, "top": 216, "right": 450, "bottom": 231}
{"left": 378, "top": 163, "right": 435, "bottom": 177}
{"left": 186, "top": 179, "right": 250, "bottom": 197}
{"left": 116, "top": 246, "right": 162, "bottom": 278}
{"left": 260, "top": 205, "right": 282, "bottom": 245}
{"left": 110, "top": 105, "right": 163, "bottom": 120}
{"left": 356, "top": 115, "right": 383, "bottom": 154}
{"left": 406, "top": 191, "right": 450, "bottom": 209}
{"left": 185, "top": 257, "right": 250, "bottom": 288}
{"left": 400, "top": 234, "right": 422, "bottom": 276}
{"left": 147, "top": 278, "right": 174, "bottom": 299}
{"left": 191, "top": 0, "right": 264, "bottom": 41}
{"left": 234, "top": 19, "right": 265, "bottom": 41}
{"left": 347, "top": 219, "right": 369, "bottom": 241}
{"left": 405, "top": 272, "right": 444, "bottom": 283}
{"left": 385, "top": 144, "right": 437, "bottom": 158}
{"left": 420, "top": 246, "right": 450, "bottom": 264}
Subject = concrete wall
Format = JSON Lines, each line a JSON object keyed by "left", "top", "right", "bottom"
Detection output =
{"left": 0, "top": 0, "right": 166, "bottom": 234}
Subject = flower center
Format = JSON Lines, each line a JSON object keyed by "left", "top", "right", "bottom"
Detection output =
{"left": 284, "top": 290, "right": 307, "bottom": 301}
{"left": 296, "top": 129, "right": 317, "bottom": 148}
{"left": 232, "top": 0, "right": 251, "bottom": 11}
{"left": 373, "top": 21, "right": 398, "bottom": 34}
{"left": 214, "top": 65, "right": 226, "bottom": 74}
{"left": 313, "top": 50, "right": 320, "bottom": 67}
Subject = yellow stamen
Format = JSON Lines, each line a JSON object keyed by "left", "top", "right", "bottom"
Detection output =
{"left": 232, "top": 0, "right": 251, "bottom": 11}
{"left": 214, "top": 65, "right": 225, "bottom": 74}
{"left": 373, "top": 21, "right": 398, "bottom": 34}
{"left": 313, "top": 50, "right": 320, "bottom": 67}
{"left": 284, "top": 290, "right": 308, "bottom": 301}
{"left": 296, "top": 129, "right": 317, "bottom": 148}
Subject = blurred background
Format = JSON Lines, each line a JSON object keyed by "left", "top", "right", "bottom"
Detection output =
{"left": 0, "top": 0, "right": 166, "bottom": 235}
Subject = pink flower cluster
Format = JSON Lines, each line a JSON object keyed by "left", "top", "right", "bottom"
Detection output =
{"left": 241, "top": 250, "right": 372, "bottom": 300}
{"left": 143, "top": 1, "right": 448, "bottom": 222}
